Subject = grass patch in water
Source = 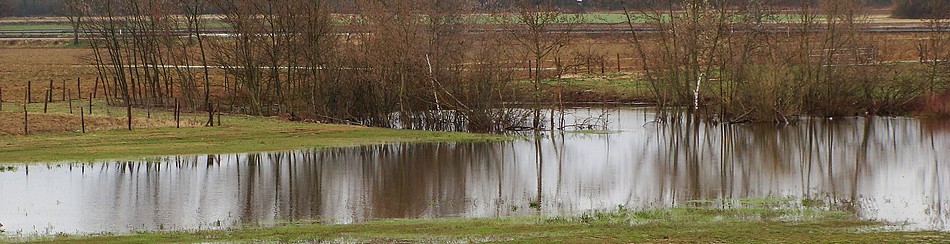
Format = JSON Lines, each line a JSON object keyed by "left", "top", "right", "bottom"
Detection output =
{"left": 19, "top": 198, "right": 950, "bottom": 243}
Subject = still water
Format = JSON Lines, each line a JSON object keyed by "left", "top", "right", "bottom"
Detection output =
{"left": 0, "top": 107, "right": 948, "bottom": 235}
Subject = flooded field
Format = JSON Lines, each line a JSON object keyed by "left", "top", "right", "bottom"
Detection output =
{"left": 0, "top": 107, "right": 948, "bottom": 235}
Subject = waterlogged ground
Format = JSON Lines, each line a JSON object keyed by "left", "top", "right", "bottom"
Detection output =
{"left": 0, "top": 107, "right": 948, "bottom": 236}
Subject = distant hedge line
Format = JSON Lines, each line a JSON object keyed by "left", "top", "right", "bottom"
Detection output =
{"left": 892, "top": 0, "right": 950, "bottom": 19}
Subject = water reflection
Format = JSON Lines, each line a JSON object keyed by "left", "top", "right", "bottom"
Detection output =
{"left": 0, "top": 108, "right": 947, "bottom": 235}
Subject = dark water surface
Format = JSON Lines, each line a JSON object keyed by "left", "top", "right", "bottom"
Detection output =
{"left": 1, "top": 108, "right": 948, "bottom": 235}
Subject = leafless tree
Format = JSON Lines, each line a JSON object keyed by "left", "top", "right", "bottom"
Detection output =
{"left": 63, "top": 0, "right": 87, "bottom": 46}
{"left": 501, "top": 0, "right": 579, "bottom": 130}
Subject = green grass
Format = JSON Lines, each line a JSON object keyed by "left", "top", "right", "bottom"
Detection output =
{"left": 524, "top": 73, "right": 654, "bottom": 103}
{"left": 17, "top": 198, "right": 950, "bottom": 243}
{"left": 0, "top": 100, "right": 508, "bottom": 163}
{"left": 0, "top": 23, "right": 73, "bottom": 31}
{"left": 543, "top": 73, "right": 650, "bottom": 90}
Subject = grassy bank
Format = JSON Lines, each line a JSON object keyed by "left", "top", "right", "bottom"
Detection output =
{"left": 0, "top": 101, "right": 507, "bottom": 163}
{"left": 18, "top": 198, "right": 950, "bottom": 243}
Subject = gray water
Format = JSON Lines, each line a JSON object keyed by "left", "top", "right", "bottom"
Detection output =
{"left": 0, "top": 107, "right": 948, "bottom": 235}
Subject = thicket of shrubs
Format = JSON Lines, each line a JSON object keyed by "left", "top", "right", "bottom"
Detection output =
{"left": 629, "top": 1, "right": 950, "bottom": 122}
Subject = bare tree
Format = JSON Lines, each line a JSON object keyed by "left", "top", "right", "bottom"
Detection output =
{"left": 63, "top": 0, "right": 87, "bottom": 46}
{"left": 67, "top": 0, "right": 547, "bottom": 131}
{"left": 501, "top": 0, "right": 579, "bottom": 130}
{"left": 624, "top": 0, "right": 731, "bottom": 121}
{"left": 620, "top": 0, "right": 928, "bottom": 121}
{"left": 918, "top": 1, "right": 950, "bottom": 94}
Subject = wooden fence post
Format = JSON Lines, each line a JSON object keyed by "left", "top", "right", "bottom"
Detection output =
{"left": 125, "top": 100, "right": 131, "bottom": 131}
{"left": 215, "top": 103, "right": 221, "bottom": 127}
{"left": 617, "top": 53, "right": 621, "bottom": 73}
{"left": 80, "top": 107, "right": 86, "bottom": 133}
{"left": 1, "top": 87, "right": 4, "bottom": 111}
{"left": 586, "top": 57, "right": 592, "bottom": 74}
{"left": 77, "top": 77, "right": 82, "bottom": 100}
{"left": 48, "top": 79, "right": 54, "bottom": 102}
{"left": 601, "top": 59, "right": 605, "bottom": 74}
{"left": 68, "top": 90, "right": 73, "bottom": 114}
{"left": 175, "top": 98, "right": 180, "bottom": 128}
{"left": 92, "top": 77, "right": 99, "bottom": 99}
{"left": 43, "top": 89, "right": 50, "bottom": 113}
{"left": 88, "top": 93, "right": 93, "bottom": 115}
{"left": 27, "top": 80, "right": 32, "bottom": 104}
{"left": 23, "top": 88, "right": 28, "bottom": 135}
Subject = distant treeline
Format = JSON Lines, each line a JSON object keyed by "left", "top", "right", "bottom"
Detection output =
{"left": 0, "top": 0, "right": 65, "bottom": 16}
{"left": 892, "top": 0, "right": 950, "bottom": 19}
{"left": 0, "top": 0, "right": 899, "bottom": 17}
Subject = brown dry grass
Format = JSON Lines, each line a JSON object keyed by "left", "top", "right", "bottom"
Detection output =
{"left": 0, "top": 110, "right": 183, "bottom": 135}
{"left": 0, "top": 32, "right": 933, "bottom": 104}
{"left": 515, "top": 32, "right": 928, "bottom": 77}
{"left": 0, "top": 47, "right": 100, "bottom": 103}
{"left": 916, "top": 91, "right": 950, "bottom": 118}
{"left": 0, "top": 46, "right": 236, "bottom": 104}
{"left": 0, "top": 99, "right": 202, "bottom": 136}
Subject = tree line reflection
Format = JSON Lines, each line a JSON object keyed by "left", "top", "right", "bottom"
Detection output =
{"left": 0, "top": 109, "right": 947, "bottom": 234}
